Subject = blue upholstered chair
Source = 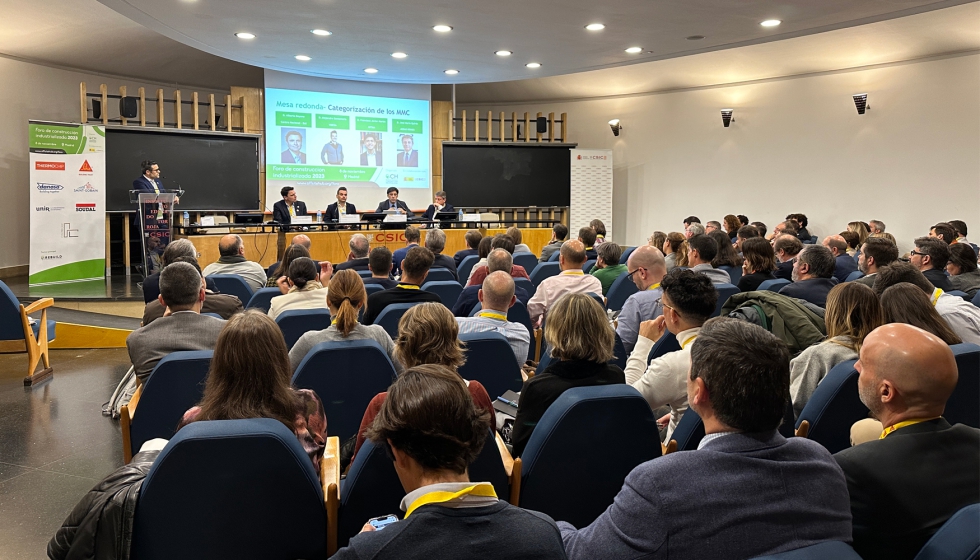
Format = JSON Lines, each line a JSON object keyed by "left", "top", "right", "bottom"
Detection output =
{"left": 132, "top": 419, "right": 327, "bottom": 559}
{"left": 947, "top": 290, "right": 969, "bottom": 300}
{"left": 582, "top": 259, "right": 597, "bottom": 273}
{"left": 372, "top": 302, "right": 423, "bottom": 338}
{"left": 620, "top": 246, "right": 636, "bottom": 263}
{"left": 605, "top": 272, "right": 638, "bottom": 312}
{"left": 946, "top": 343, "right": 980, "bottom": 428}
{"left": 208, "top": 274, "right": 253, "bottom": 305}
{"left": 356, "top": 269, "right": 373, "bottom": 279}
{"left": 549, "top": 250, "right": 561, "bottom": 262}
{"left": 795, "top": 360, "right": 868, "bottom": 454}
{"left": 470, "top": 300, "right": 535, "bottom": 362}
{"left": 292, "top": 339, "right": 397, "bottom": 443}
{"left": 913, "top": 503, "right": 980, "bottom": 560}
{"left": 275, "top": 308, "right": 331, "bottom": 349}
{"left": 512, "top": 252, "right": 539, "bottom": 273}
{"left": 759, "top": 278, "right": 791, "bottom": 292}
{"left": 667, "top": 408, "right": 705, "bottom": 452}
{"left": 425, "top": 267, "right": 456, "bottom": 283}
{"left": 610, "top": 332, "right": 629, "bottom": 370}
{"left": 973, "top": 290, "right": 980, "bottom": 308}
{"left": 714, "top": 283, "right": 740, "bottom": 317}
{"left": 0, "top": 279, "right": 55, "bottom": 385}
{"left": 749, "top": 541, "right": 862, "bottom": 559}
{"left": 845, "top": 270, "right": 865, "bottom": 282}
{"left": 458, "top": 331, "right": 524, "bottom": 401}
{"left": 245, "top": 287, "right": 282, "bottom": 312}
{"left": 515, "top": 277, "right": 536, "bottom": 298}
{"left": 719, "top": 265, "right": 742, "bottom": 286}
{"left": 420, "top": 280, "right": 463, "bottom": 308}
{"left": 518, "top": 385, "right": 661, "bottom": 528}
{"left": 121, "top": 350, "right": 213, "bottom": 463}
{"left": 587, "top": 292, "right": 605, "bottom": 308}
{"left": 456, "top": 255, "right": 480, "bottom": 287}
{"left": 648, "top": 330, "right": 682, "bottom": 363}
{"left": 364, "top": 283, "right": 386, "bottom": 296}
{"left": 529, "top": 262, "right": 561, "bottom": 286}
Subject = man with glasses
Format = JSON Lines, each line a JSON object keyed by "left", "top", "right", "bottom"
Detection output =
{"left": 910, "top": 237, "right": 952, "bottom": 291}
{"left": 615, "top": 246, "right": 667, "bottom": 353}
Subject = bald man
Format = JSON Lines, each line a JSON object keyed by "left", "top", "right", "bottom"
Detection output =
{"left": 452, "top": 249, "right": 530, "bottom": 318}
{"left": 201, "top": 233, "right": 268, "bottom": 291}
{"left": 835, "top": 324, "right": 980, "bottom": 560}
{"left": 292, "top": 234, "right": 312, "bottom": 249}
{"left": 527, "top": 240, "right": 602, "bottom": 326}
{"left": 616, "top": 245, "right": 667, "bottom": 353}
{"left": 822, "top": 234, "right": 858, "bottom": 283}
{"left": 456, "top": 270, "right": 531, "bottom": 363}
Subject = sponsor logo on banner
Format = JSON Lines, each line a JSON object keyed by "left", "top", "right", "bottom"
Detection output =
{"left": 36, "top": 161, "right": 66, "bottom": 170}
{"left": 74, "top": 182, "right": 99, "bottom": 193}
{"left": 62, "top": 223, "right": 79, "bottom": 238}
{"left": 36, "top": 183, "right": 64, "bottom": 193}
{"left": 577, "top": 154, "right": 608, "bottom": 160}
{"left": 79, "top": 160, "right": 94, "bottom": 174}
{"left": 385, "top": 173, "right": 399, "bottom": 185}
{"left": 76, "top": 203, "right": 96, "bottom": 212}
{"left": 35, "top": 206, "right": 65, "bottom": 212}
{"left": 41, "top": 251, "right": 63, "bottom": 260}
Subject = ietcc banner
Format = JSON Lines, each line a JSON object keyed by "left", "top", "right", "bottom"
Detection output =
{"left": 28, "top": 121, "right": 106, "bottom": 286}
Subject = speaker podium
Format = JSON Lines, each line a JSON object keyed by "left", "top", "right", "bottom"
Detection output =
{"left": 130, "top": 190, "right": 179, "bottom": 278}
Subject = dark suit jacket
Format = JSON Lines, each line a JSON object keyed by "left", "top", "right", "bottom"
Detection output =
{"left": 360, "top": 151, "right": 383, "bottom": 166}
{"left": 396, "top": 150, "right": 418, "bottom": 167}
{"left": 422, "top": 203, "right": 456, "bottom": 220}
{"left": 833, "top": 254, "right": 859, "bottom": 283}
{"left": 335, "top": 257, "right": 371, "bottom": 272}
{"left": 923, "top": 268, "right": 953, "bottom": 291}
{"left": 321, "top": 142, "right": 344, "bottom": 165}
{"left": 375, "top": 200, "right": 413, "bottom": 216}
{"left": 132, "top": 176, "right": 162, "bottom": 194}
{"left": 272, "top": 200, "right": 307, "bottom": 224}
{"left": 281, "top": 150, "right": 306, "bottom": 164}
{"left": 774, "top": 259, "right": 795, "bottom": 281}
{"left": 835, "top": 419, "right": 980, "bottom": 560}
{"left": 325, "top": 202, "right": 357, "bottom": 222}
{"left": 779, "top": 277, "right": 838, "bottom": 308}
{"left": 453, "top": 248, "right": 478, "bottom": 267}
{"left": 431, "top": 254, "right": 458, "bottom": 280}
{"left": 363, "top": 285, "right": 441, "bottom": 325}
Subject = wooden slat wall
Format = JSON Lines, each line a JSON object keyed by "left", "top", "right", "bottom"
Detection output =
{"left": 230, "top": 87, "right": 264, "bottom": 211}
{"left": 431, "top": 100, "right": 452, "bottom": 197}
{"left": 447, "top": 109, "right": 568, "bottom": 143}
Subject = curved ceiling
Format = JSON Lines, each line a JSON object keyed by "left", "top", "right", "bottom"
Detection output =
{"left": 98, "top": 0, "right": 973, "bottom": 84}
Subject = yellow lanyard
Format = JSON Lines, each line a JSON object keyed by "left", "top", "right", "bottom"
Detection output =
{"left": 405, "top": 483, "right": 497, "bottom": 518}
{"left": 880, "top": 417, "right": 940, "bottom": 439}
{"left": 397, "top": 283, "right": 420, "bottom": 290}
{"left": 647, "top": 283, "right": 661, "bottom": 291}
{"left": 561, "top": 270, "right": 585, "bottom": 276}
{"left": 477, "top": 311, "right": 507, "bottom": 321}
{"left": 930, "top": 288, "right": 943, "bottom": 306}
{"left": 330, "top": 319, "right": 338, "bottom": 325}
{"left": 681, "top": 335, "right": 697, "bottom": 349}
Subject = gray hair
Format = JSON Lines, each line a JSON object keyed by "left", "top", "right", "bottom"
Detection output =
{"left": 487, "top": 248, "right": 513, "bottom": 274}
{"left": 869, "top": 220, "right": 886, "bottom": 233}
{"left": 481, "top": 271, "right": 515, "bottom": 312}
{"left": 159, "top": 262, "right": 203, "bottom": 307}
{"left": 349, "top": 234, "right": 370, "bottom": 258}
{"left": 687, "top": 222, "right": 706, "bottom": 236}
{"left": 425, "top": 228, "right": 447, "bottom": 254}
{"left": 798, "top": 244, "right": 836, "bottom": 279}
{"left": 162, "top": 239, "right": 197, "bottom": 267}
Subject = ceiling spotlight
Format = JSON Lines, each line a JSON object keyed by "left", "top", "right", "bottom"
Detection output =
{"left": 295, "top": 55, "right": 311, "bottom": 61}
{"left": 853, "top": 93, "right": 870, "bottom": 115}
{"left": 310, "top": 29, "right": 332, "bottom": 36}
{"left": 235, "top": 32, "right": 255, "bottom": 39}
{"left": 525, "top": 62, "right": 541, "bottom": 68}
{"left": 585, "top": 23, "right": 605, "bottom": 31}
{"left": 364, "top": 67, "right": 379, "bottom": 74}
{"left": 760, "top": 19, "right": 781, "bottom": 27}
{"left": 608, "top": 119, "right": 622, "bottom": 136}
{"left": 391, "top": 52, "right": 408, "bottom": 59}
{"left": 625, "top": 47, "right": 643, "bottom": 54}
{"left": 495, "top": 50, "right": 512, "bottom": 56}
{"left": 433, "top": 25, "right": 453, "bottom": 32}
{"left": 721, "top": 109, "right": 734, "bottom": 128}
{"left": 444, "top": 69, "right": 459, "bottom": 75}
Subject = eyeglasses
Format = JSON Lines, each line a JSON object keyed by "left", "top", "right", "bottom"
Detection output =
{"left": 909, "top": 250, "right": 926, "bottom": 257}
{"left": 626, "top": 267, "right": 646, "bottom": 280}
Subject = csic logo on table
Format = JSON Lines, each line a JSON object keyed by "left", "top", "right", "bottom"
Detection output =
{"left": 35, "top": 161, "right": 66, "bottom": 171}
{"left": 76, "top": 203, "right": 96, "bottom": 212}
{"left": 36, "top": 183, "right": 64, "bottom": 193}
{"left": 74, "top": 182, "right": 99, "bottom": 193}
{"left": 79, "top": 160, "right": 94, "bottom": 174}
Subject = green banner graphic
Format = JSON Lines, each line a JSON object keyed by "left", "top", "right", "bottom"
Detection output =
{"left": 28, "top": 258, "right": 105, "bottom": 285}
{"left": 29, "top": 123, "right": 86, "bottom": 154}
{"left": 267, "top": 164, "right": 377, "bottom": 181}
{"left": 276, "top": 111, "right": 312, "bottom": 127}
{"left": 392, "top": 119, "right": 424, "bottom": 133}
{"left": 355, "top": 117, "right": 388, "bottom": 132}
{"left": 316, "top": 114, "right": 351, "bottom": 129}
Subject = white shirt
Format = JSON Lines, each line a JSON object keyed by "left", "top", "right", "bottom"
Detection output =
{"left": 623, "top": 327, "right": 700, "bottom": 442}
{"left": 527, "top": 270, "right": 603, "bottom": 325}
{"left": 935, "top": 291, "right": 980, "bottom": 345}
{"left": 365, "top": 152, "right": 381, "bottom": 166}
{"left": 267, "top": 286, "right": 328, "bottom": 320}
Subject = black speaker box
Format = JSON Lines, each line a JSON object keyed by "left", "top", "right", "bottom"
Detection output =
{"left": 92, "top": 99, "right": 102, "bottom": 120}
{"left": 536, "top": 116, "right": 548, "bottom": 134}
{"left": 119, "top": 96, "right": 138, "bottom": 119}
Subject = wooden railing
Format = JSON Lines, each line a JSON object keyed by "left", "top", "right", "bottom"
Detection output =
{"left": 79, "top": 83, "right": 246, "bottom": 132}
{"left": 449, "top": 111, "right": 568, "bottom": 143}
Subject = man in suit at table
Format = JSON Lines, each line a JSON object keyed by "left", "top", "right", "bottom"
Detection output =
{"left": 397, "top": 134, "right": 419, "bottom": 167}
{"left": 359, "top": 133, "right": 382, "bottom": 166}
{"left": 325, "top": 187, "right": 357, "bottom": 222}
{"left": 375, "top": 187, "right": 413, "bottom": 216}
{"left": 834, "top": 323, "right": 980, "bottom": 560}
{"left": 558, "top": 318, "right": 852, "bottom": 559}
{"left": 422, "top": 190, "right": 455, "bottom": 220}
{"left": 272, "top": 186, "right": 307, "bottom": 225}
{"left": 280, "top": 130, "right": 307, "bottom": 164}
{"left": 320, "top": 130, "right": 344, "bottom": 165}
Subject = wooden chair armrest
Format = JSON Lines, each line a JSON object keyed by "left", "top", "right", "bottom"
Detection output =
{"left": 664, "top": 439, "right": 677, "bottom": 455}
{"left": 508, "top": 457, "right": 522, "bottom": 506}
{"left": 495, "top": 432, "right": 515, "bottom": 477}
{"left": 323, "top": 436, "right": 341, "bottom": 556}
{"left": 120, "top": 383, "right": 143, "bottom": 463}
{"left": 795, "top": 420, "right": 810, "bottom": 439}
{"left": 22, "top": 298, "right": 54, "bottom": 315}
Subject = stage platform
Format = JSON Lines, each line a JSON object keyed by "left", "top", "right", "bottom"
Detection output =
{"left": 5, "top": 275, "right": 144, "bottom": 303}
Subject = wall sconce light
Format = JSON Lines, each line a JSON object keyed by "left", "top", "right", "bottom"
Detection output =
{"left": 720, "top": 109, "right": 734, "bottom": 127}
{"left": 608, "top": 119, "right": 622, "bottom": 136}
{"left": 853, "top": 93, "right": 870, "bottom": 114}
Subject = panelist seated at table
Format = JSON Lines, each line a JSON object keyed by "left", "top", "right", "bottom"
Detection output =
{"left": 272, "top": 186, "right": 307, "bottom": 224}
{"left": 422, "top": 190, "right": 455, "bottom": 220}
{"left": 325, "top": 187, "right": 357, "bottom": 222}
{"left": 376, "top": 187, "right": 413, "bottom": 216}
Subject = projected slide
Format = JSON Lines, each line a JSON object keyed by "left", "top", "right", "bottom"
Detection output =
{"left": 265, "top": 87, "right": 430, "bottom": 212}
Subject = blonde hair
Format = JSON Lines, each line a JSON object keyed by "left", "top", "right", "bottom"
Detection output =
{"left": 545, "top": 293, "right": 614, "bottom": 363}
{"left": 394, "top": 303, "right": 466, "bottom": 370}
{"left": 848, "top": 221, "right": 870, "bottom": 248}
{"left": 825, "top": 282, "right": 883, "bottom": 353}
{"left": 327, "top": 269, "right": 367, "bottom": 337}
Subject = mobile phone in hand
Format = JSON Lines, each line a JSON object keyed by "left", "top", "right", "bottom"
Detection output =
{"left": 368, "top": 514, "right": 399, "bottom": 530}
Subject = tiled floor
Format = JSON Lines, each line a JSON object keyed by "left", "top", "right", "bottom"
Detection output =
{"left": 0, "top": 349, "right": 129, "bottom": 559}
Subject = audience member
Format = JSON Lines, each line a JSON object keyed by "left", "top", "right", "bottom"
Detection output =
{"left": 267, "top": 257, "right": 329, "bottom": 320}
{"left": 201, "top": 234, "right": 267, "bottom": 291}
{"left": 623, "top": 269, "right": 715, "bottom": 440}
{"left": 334, "top": 234, "right": 371, "bottom": 272}
{"left": 708, "top": 230, "right": 742, "bottom": 269}
{"left": 855, "top": 236, "right": 899, "bottom": 287}
{"left": 648, "top": 231, "right": 666, "bottom": 251}
{"left": 704, "top": 220, "right": 722, "bottom": 234}
{"left": 558, "top": 318, "right": 852, "bottom": 559}
{"left": 790, "top": 283, "right": 883, "bottom": 417}
{"left": 509, "top": 225, "right": 535, "bottom": 252}
{"left": 420, "top": 190, "right": 453, "bottom": 221}
{"left": 453, "top": 250, "right": 530, "bottom": 317}
{"left": 363, "top": 246, "right": 441, "bottom": 325}
{"left": 735, "top": 224, "right": 760, "bottom": 252}
{"left": 267, "top": 243, "right": 311, "bottom": 287}
{"left": 453, "top": 229, "right": 482, "bottom": 266}
{"left": 539, "top": 224, "right": 568, "bottom": 262}
{"left": 527, "top": 240, "right": 603, "bottom": 326}
{"left": 468, "top": 236, "right": 495, "bottom": 280}
{"left": 126, "top": 262, "right": 226, "bottom": 381}
{"left": 141, "top": 239, "right": 216, "bottom": 303}
{"left": 737, "top": 214, "right": 750, "bottom": 227}
{"left": 142, "top": 256, "right": 242, "bottom": 325}
{"left": 723, "top": 214, "right": 741, "bottom": 242}
{"left": 265, "top": 234, "right": 318, "bottom": 281}
{"left": 512, "top": 293, "right": 625, "bottom": 456}
{"left": 910, "top": 236, "right": 953, "bottom": 291}
{"left": 589, "top": 243, "right": 627, "bottom": 295}
{"left": 872, "top": 263, "right": 980, "bottom": 344}
{"left": 288, "top": 269, "right": 401, "bottom": 373}
{"left": 840, "top": 230, "right": 860, "bottom": 258}
{"left": 662, "top": 232, "right": 686, "bottom": 271}
{"left": 392, "top": 226, "right": 421, "bottom": 277}
{"left": 738, "top": 237, "right": 777, "bottom": 292}
{"left": 787, "top": 213, "right": 810, "bottom": 241}
{"left": 929, "top": 222, "right": 957, "bottom": 244}
{"left": 686, "top": 234, "right": 731, "bottom": 285}
{"left": 879, "top": 283, "right": 963, "bottom": 345}
{"left": 779, "top": 244, "right": 838, "bottom": 307}
{"left": 364, "top": 246, "right": 397, "bottom": 289}
{"left": 948, "top": 219, "right": 971, "bottom": 246}
{"left": 616, "top": 246, "right": 667, "bottom": 353}
{"left": 870, "top": 231, "right": 898, "bottom": 245}
{"left": 578, "top": 227, "right": 598, "bottom": 260}
{"left": 589, "top": 219, "right": 607, "bottom": 245}
{"left": 424, "top": 228, "right": 458, "bottom": 279}
{"left": 751, "top": 221, "right": 768, "bottom": 238}
{"left": 868, "top": 220, "right": 886, "bottom": 235}
{"left": 767, "top": 220, "right": 798, "bottom": 241}
{"left": 773, "top": 234, "right": 803, "bottom": 280}
{"left": 333, "top": 365, "right": 566, "bottom": 560}
{"left": 822, "top": 235, "right": 859, "bottom": 283}
{"left": 456, "top": 271, "right": 531, "bottom": 364}
{"left": 835, "top": 324, "right": 980, "bottom": 560}
{"left": 178, "top": 310, "right": 326, "bottom": 469}
{"left": 683, "top": 216, "right": 701, "bottom": 228}
{"left": 947, "top": 243, "right": 980, "bottom": 297}
{"left": 848, "top": 221, "right": 870, "bottom": 250}
{"left": 467, "top": 234, "right": 531, "bottom": 286}
{"left": 685, "top": 222, "right": 705, "bottom": 238}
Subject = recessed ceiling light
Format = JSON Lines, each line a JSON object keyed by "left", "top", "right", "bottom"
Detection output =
{"left": 495, "top": 50, "right": 512, "bottom": 56}
{"left": 525, "top": 62, "right": 541, "bottom": 68}
{"left": 433, "top": 25, "right": 453, "bottom": 32}
{"left": 235, "top": 32, "right": 255, "bottom": 39}
{"left": 625, "top": 46, "right": 642, "bottom": 54}
{"left": 686, "top": 35, "right": 705, "bottom": 40}
{"left": 444, "top": 69, "right": 459, "bottom": 75}
{"left": 760, "top": 19, "right": 781, "bottom": 27}
{"left": 364, "top": 67, "right": 378, "bottom": 74}
{"left": 295, "top": 55, "right": 311, "bottom": 61}
{"left": 391, "top": 52, "right": 408, "bottom": 59}
{"left": 310, "top": 29, "right": 332, "bottom": 36}
{"left": 585, "top": 23, "right": 605, "bottom": 31}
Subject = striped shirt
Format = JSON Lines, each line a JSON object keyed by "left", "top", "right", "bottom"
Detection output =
{"left": 456, "top": 312, "right": 531, "bottom": 364}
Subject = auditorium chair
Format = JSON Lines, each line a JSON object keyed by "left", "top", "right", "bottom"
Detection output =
{"left": 604, "top": 272, "right": 637, "bottom": 313}
{"left": 587, "top": 292, "right": 605, "bottom": 308}
{"left": 425, "top": 267, "right": 456, "bottom": 283}
{"left": 0, "top": 279, "right": 55, "bottom": 385}
{"left": 420, "top": 280, "right": 463, "bottom": 308}
{"left": 620, "top": 246, "right": 636, "bottom": 263}
{"left": 515, "top": 276, "right": 536, "bottom": 298}
{"left": 749, "top": 541, "right": 862, "bottom": 559}
{"left": 291, "top": 339, "right": 398, "bottom": 444}
{"left": 795, "top": 360, "right": 868, "bottom": 454}
{"left": 208, "top": 274, "right": 253, "bottom": 306}
{"left": 648, "top": 330, "right": 682, "bottom": 363}
{"left": 548, "top": 250, "right": 561, "bottom": 262}
{"left": 517, "top": 385, "right": 661, "bottom": 528}
{"left": 665, "top": 408, "right": 705, "bottom": 454}
{"left": 469, "top": 300, "right": 536, "bottom": 362}
{"left": 718, "top": 265, "right": 742, "bottom": 286}
{"left": 610, "top": 332, "right": 629, "bottom": 370}
{"left": 582, "top": 259, "right": 597, "bottom": 273}
{"left": 456, "top": 254, "right": 480, "bottom": 287}
{"left": 529, "top": 262, "right": 561, "bottom": 286}
{"left": 845, "top": 270, "right": 865, "bottom": 282}
{"left": 913, "top": 503, "right": 980, "bottom": 560}
{"left": 245, "top": 287, "right": 282, "bottom": 312}
{"left": 714, "top": 283, "right": 740, "bottom": 317}
{"left": 356, "top": 269, "right": 373, "bottom": 279}
{"left": 758, "top": 278, "right": 791, "bottom": 292}
{"left": 458, "top": 331, "right": 525, "bottom": 400}
{"left": 512, "top": 252, "right": 539, "bottom": 272}
{"left": 275, "top": 308, "right": 331, "bottom": 349}
{"left": 120, "top": 350, "right": 213, "bottom": 463}
{"left": 372, "top": 302, "right": 423, "bottom": 338}
{"left": 945, "top": 343, "right": 980, "bottom": 428}
{"left": 132, "top": 419, "right": 328, "bottom": 559}
{"left": 973, "top": 291, "right": 980, "bottom": 308}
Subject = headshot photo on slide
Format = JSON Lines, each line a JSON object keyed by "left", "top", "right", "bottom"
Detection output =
{"left": 281, "top": 128, "right": 306, "bottom": 164}
{"left": 360, "top": 132, "right": 383, "bottom": 166}
{"left": 397, "top": 134, "right": 419, "bottom": 167}
{"left": 321, "top": 129, "right": 344, "bottom": 165}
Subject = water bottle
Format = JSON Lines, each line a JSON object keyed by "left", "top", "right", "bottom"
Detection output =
{"left": 458, "top": 208, "right": 464, "bottom": 222}
{"left": 182, "top": 211, "right": 189, "bottom": 227}
{"left": 316, "top": 210, "right": 322, "bottom": 223}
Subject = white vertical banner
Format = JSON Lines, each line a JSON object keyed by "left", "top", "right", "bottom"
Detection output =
{"left": 29, "top": 122, "right": 106, "bottom": 286}
{"left": 570, "top": 149, "right": 614, "bottom": 240}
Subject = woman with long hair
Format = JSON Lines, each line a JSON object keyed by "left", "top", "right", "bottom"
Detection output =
{"left": 880, "top": 283, "right": 963, "bottom": 345}
{"left": 723, "top": 214, "right": 741, "bottom": 243}
{"left": 948, "top": 243, "right": 980, "bottom": 298}
{"left": 266, "top": 243, "right": 310, "bottom": 287}
{"left": 708, "top": 230, "right": 742, "bottom": 269}
{"left": 663, "top": 232, "right": 687, "bottom": 270}
{"left": 848, "top": 221, "right": 870, "bottom": 250}
{"left": 267, "top": 257, "right": 329, "bottom": 320}
{"left": 590, "top": 219, "right": 607, "bottom": 245}
{"left": 648, "top": 231, "right": 667, "bottom": 251}
{"left": 180, "top": 310, "right": 327, "bottom": 468}
{"left": 790, "top": 282, "right": 883, "bottom": 418}
{"left": 738, "top": 237, "right": 777, "bottom": 292}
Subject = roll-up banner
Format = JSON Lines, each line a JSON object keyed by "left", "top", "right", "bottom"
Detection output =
{"left": 28, "top": 122, "right": 106, "bottom": 286}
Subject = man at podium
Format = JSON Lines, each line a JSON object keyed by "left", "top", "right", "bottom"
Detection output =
{"left": 132, "top": 160, "right": 179, "bottom": 203}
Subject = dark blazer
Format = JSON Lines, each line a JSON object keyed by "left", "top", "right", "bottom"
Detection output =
{"left": 281, "top": 150, "right": 306, "bottom": 164}
{"left": 453, "top": 248, "right": 478, "bottom": 267}
{"left": 321, "top": 142, "right": 344, "bottom": 165}
{"left": 325, "top": 202, "right": 356, "bottom": 222}
{"left": 423, "top": 203, "right": 456, "bottom": 220}
{"left": 779, "top": 277, "right": 838, "bottom": 308}
{"left": 396, "top": 150, "right": 419, "bottom": 167}
{"left": 452, "top": 285, "right": 530, "bottom": 318}
{"left": 774, "top": 259, "right": 795, "bottom": 281}
{"left": 375, "top": 199, "right": 413, "bottom": 216}
{"left": 834, "top": 419, "right": 980, "bottom": 560}
{"left": 922, "top": 268, "right": 953, "bottom": 292}
{"left": 431, "top": 254, "right": 458, "bottom": 280}
{"left": 360, "top": 151, "right": 383, "bottom": 166}
{"left": 739, "top": 271, "right": 776, "bottom": 293}
{"left": 832, "top": 254, "right": 858, "bottom": 283}
{"left": 272, "top": 200, "right": 307, "bottom": 224}
{"left": 363, "top": 285, "right": 441, "bottom": 325}
{"left": 334, "top": 257, "right": 371, "bottom": 272}
{"left": 132, "top": 176, "right": 161, "bottom": 194}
